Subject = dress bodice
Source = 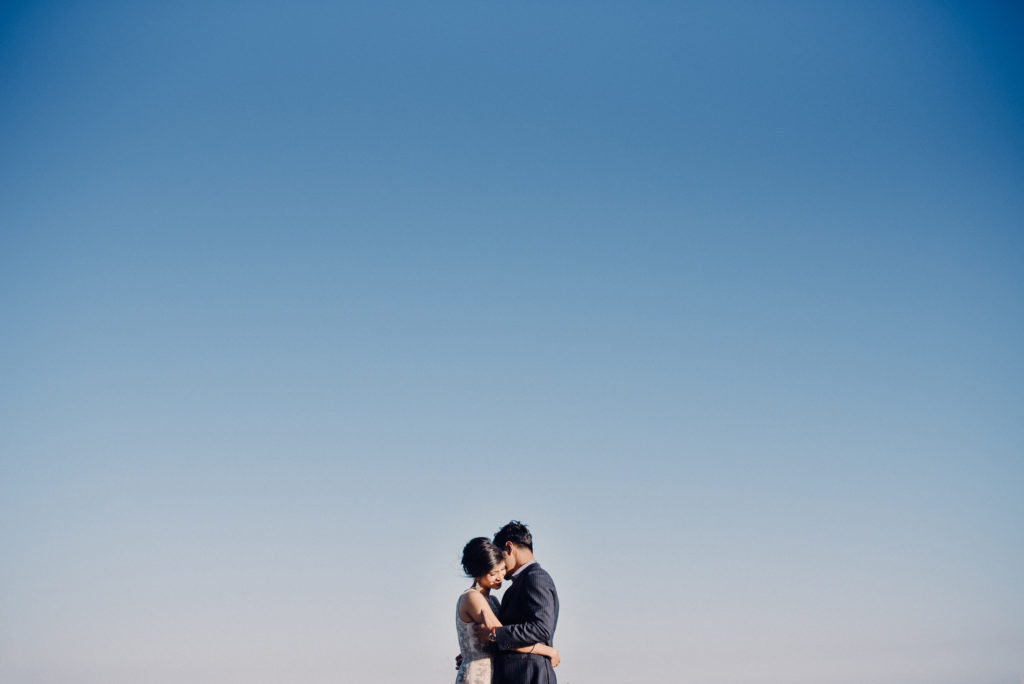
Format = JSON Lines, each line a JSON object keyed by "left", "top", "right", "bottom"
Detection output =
{"left": 455, "top": 590, "right": 499, "bottom": 684}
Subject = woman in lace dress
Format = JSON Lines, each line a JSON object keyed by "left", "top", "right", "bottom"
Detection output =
{"left": 456, "top": 538, "right": 560, "bottom": 684}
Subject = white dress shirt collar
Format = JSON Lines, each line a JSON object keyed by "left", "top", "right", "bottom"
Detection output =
{"left": 512, "top": 560, "right": 536, "bottom": 579}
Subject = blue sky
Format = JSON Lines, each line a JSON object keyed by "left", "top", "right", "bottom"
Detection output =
{"left": 2, "top": 2, "right": 1023, "bottom": 683}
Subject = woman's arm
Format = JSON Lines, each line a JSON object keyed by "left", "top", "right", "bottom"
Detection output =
{"left": 461, "top": 591, "right": 502, "bottom": 631}
{"left": 509, "top": 643, "right": 560, "bottom": 667}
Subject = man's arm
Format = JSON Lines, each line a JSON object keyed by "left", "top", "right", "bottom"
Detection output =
{"left": 495, "top": 571, "right": 557, "bottom": 650}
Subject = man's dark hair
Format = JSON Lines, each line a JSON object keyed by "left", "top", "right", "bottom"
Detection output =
{"left": 493, "top": 520, "right": 533, "bottom": 551}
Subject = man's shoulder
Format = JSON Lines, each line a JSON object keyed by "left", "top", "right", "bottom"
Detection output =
{"left": 520, "top": 562, "right": 556, "bottom": 588}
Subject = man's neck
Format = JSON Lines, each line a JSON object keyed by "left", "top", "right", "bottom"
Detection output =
{"left": 512, "top": 557, "right": 536, "bottom": 577}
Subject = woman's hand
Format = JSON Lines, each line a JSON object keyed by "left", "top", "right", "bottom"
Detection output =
{"left": 548, "top": 648, "right": 560, "bottom": 668}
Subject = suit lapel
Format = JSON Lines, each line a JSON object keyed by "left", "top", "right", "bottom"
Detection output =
{"left": 499, "top": 577, "right": 519, "bottom": 621}
{"left": 500, "top": 564, "right": 536, "bottom": 619}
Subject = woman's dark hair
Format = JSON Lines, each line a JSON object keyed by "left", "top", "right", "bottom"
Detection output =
{"left": 461, "top": 537, "right": 504, "bottom": 578}
{"left": 493, "top": 520, "right": 533, "bottom": 551}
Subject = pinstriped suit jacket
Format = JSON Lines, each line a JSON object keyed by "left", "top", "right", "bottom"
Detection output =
{"left": 494, "top": 563, "right": 559, "bottom": 684}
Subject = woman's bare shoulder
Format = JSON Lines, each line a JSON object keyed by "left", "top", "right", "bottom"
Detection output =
{"left": 463, "top": 590, "right": 489, "bottom": 607}
{"left": 457, "top": 589, "right": 479, "bottom": 622}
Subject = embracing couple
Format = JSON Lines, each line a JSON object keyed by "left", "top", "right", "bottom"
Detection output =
{"left": 455, "top": 521, "right": 560, "bottom": 684}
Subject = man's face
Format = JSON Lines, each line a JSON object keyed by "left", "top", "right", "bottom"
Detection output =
{"left": 501, "top": 543, "right": 517, "bottom": 573}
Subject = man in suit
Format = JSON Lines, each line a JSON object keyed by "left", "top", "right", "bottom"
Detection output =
{"left": 481, "top": 521, "right": 560, "bottom": 684}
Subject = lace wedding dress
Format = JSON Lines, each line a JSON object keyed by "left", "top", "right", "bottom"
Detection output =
{"left": 455, "top": 589, "right": 500, "bottom": 684}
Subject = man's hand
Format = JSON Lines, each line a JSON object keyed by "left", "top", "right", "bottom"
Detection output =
{"left": 455, "top": 654, "right": 463, "bottom": 670}
{"left": 549, "top": 648, "right": 560, "bottom": 668}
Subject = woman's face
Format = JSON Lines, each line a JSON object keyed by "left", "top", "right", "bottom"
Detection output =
{"left": 477, "top": 563, "right": 506, "bottom": 590}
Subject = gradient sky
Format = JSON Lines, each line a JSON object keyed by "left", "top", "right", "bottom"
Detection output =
{"left": 2, "top": 2, "right": 1023, "bottom": 684}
